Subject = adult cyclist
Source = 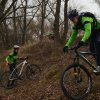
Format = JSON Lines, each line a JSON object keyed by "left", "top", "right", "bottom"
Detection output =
{"left": 63, "top": 9, "right": 100, "bottom": 73}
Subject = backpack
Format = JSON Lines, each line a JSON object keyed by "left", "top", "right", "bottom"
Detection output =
{"left": 79, "top": 12, "right": 97, "bottom": 27}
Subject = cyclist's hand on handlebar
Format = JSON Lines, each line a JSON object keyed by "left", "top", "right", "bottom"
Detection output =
{"left": 63, "top": 46, "right": 68, "bottom": 53}
{"left": 24, "top": 56, "right": 29, "bottom": 59}
{"left": 22, "top": 56, "right": 29, "bottom": 60}
{"left": 18, "top": 57, "right": 23, "bottom": 60}
{"left": 18, "top": 57, "right": 27, "bottom": 60}
{"left": 76, "top": 41, "right": 85, "bottom": 49}
{"left": 6, "top": 61, "right": 10, "bottom": 66}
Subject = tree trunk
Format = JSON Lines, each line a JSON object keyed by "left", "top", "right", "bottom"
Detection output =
{"left": 61, "top": 0, "right": 69, "bottom": 43}
{"left": 53, "top": 0, "right": 61, "bottom": 42}
{"left": 13, "top": 0, "right": 18, "bottom": 44}
{"left": 22, "top": 0, "right": 27, "bottom": 45}
{"left": 0, "top": 0, "right": 8, "bottom": 48}
{"left": 3, "top": 20, "right": 9, "bottom": 49}
{"left": 0, "top": 0, "right": 8, "bottom": 19}
{"left": 0, "top": 23, "right": 5, "bottom": 46}
{"left": 40, "top": 0, "right": 47, "bottom": 40}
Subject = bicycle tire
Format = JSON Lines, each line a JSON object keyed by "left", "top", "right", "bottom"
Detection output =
{"left": 26, "top": 64, "right": 41, "bottom": 80}
{"left": 0, "top": 71, "right": 17, "bottom": 89}
{"left": 61, "top": 64, "right": 92, "bottom": 100}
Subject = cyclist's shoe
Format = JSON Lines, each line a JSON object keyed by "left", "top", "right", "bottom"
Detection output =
{"left": 93, "top": 66, "right": 100, "bottom": 74}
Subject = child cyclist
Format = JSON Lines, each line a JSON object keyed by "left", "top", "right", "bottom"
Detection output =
{"left": 6, "top": 45, "right": 23, "bottom": 87}
{"left": 6, "top": 45, "right": 20, "bottom": 74}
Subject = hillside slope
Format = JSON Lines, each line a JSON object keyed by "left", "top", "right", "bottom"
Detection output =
{"left": 0, "top": 39, "right": 100, "bottom": 100}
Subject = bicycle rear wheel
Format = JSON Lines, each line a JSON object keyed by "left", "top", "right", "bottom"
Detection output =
{"left": 26, "top": 64, "right": 41, "bottom": 80}
{"left": 61, "top": 64, "right": 92, "bottom": 100}
{"left": 0, "top": 71, "right": 17, "bottom": 89}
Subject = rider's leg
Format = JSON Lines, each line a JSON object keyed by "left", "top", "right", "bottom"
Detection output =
{"left": 7, "top": 64, "right": 16, "bottom": 87}
{"left": 92, "top": 29, "right": 100, "bottom": 73}
{"left": 93, "top": 41, "right": 100, "bottom": 73}
{"left": 7, "top": 64, "right": 14, "bottom": 87}
{"left": 9, "top": 63, "right": 17, "bottom": 75}
{"left": 89, "top": 40, "right": 96, "bottom": 59}
{"left": 89, "top": 29, "right": 96, "bottom": 59}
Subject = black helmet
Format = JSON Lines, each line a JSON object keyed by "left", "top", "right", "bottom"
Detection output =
{"left": 68, "top": 9, "right": 78, "bottom": 20}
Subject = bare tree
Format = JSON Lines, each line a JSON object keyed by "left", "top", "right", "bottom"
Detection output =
{"left": 95, "top": 0, "right": 100, "bottom": 5}
{"left": 53, "top": 0, "right": 61, "bottom": 41}
{"left": 22, "top": 0, "right": 27, "bottom": 45}
{"left": 61, "top": 0, "right": 69, "bottom": 43}
{"left": 0, "top": 0, "right": 18, "bottom": 22}
{"left": 40, "top": 0, "right": 48, "bottom": 39}
{"left": 0, "top": 0, "right": 8, "bottom": 20}
{"left": 13, "top": 0, "right": 18, "bottom": 44}
{"left": 0, "top": 0, "right": 70, "bottom": 48}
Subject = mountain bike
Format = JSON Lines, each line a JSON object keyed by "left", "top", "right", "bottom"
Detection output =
{"left": 61, "top": 47, "right": 99, "bottom": 100}
{"left": 0, "top": 57, "right": 41, "bottom": 89}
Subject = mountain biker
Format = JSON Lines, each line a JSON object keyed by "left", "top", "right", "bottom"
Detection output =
{"left": 6, "top": 45, "right": 20, "bottom": 87}
{"left": 63, "top": 9, "right": 100, "bottom": 73}
{"left": 6, "top": 45, "right": 20, "bottom": 74}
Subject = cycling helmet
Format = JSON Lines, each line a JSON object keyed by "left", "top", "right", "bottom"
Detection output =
{"left": 68, "top": 9, "right": 78, "bottom": 20}
{"left": 14, "top": 45, "right": 20, "bottom": 49}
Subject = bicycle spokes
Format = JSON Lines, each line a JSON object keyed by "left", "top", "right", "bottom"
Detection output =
{"left": 0, "top": 71, "right": 17, "bottom": 89}
{"left": 74, "top": 67, "right": 82, "bottom": 83}
{"left": 63, "top": 65, "right": 90, "bottom": 98}
{"left": 9, "top": 70, "right": 18, "bottom": 80}
{"left": 26, "top": 64, "right": 41, "bottom": 80}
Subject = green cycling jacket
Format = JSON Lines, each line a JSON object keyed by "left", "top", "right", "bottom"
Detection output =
{"left": 66, "top": 16, "right": 100, "bottom": 47}
{"left": 6, "top": 52, "right": 18, "bottom": 64}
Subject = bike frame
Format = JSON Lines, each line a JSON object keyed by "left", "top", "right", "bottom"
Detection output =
{"left": 72, "top": 49, "right": 96, "bottom": 70}
{"left": 9, "top": 60, "right": 28, "bottom": 80}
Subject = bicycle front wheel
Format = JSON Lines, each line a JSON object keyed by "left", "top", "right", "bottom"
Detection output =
{"left": 26, "top": 64, "right": 41, "bottom": 80}
{"left": 61, "top": 64, "right": 92, "bottom": 100}
{"left": 0, "top": 71, "right": 17, "bottom": 89}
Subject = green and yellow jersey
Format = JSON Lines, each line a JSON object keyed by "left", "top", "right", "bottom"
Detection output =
{"left": 6, "top": 52, "right": 18, "bottom": 64}
{"left": 66, "top": 16, "right": 100, "bottom": 47}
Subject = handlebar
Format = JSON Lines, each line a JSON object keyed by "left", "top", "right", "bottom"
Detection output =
{"left": 68, "top": 42, "right": 89, "bottom": 51}
{"left": 68, "top": 46, "right": 96, "bottom": 56}
{"left": 24, "top": 56, "right": 29, "bottom": 59}
{"left": 19, "top": 56, "right": 29, "bottom": 60}
{"left": 68, "top": 46, "right": 78, "bottom": 51}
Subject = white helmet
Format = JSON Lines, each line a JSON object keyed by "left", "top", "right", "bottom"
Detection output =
{"left": 14, "top": 45, "right": 20, "bottom": 49}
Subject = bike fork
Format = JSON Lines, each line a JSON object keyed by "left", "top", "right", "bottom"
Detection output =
{"left": 73, "top": 57, "right": 82, "bottom": 83}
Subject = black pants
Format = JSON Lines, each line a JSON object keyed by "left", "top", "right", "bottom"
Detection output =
{"left": 7, "top": 63, "right": 16, "bottom": 87}
{"left": 89, "top": 29, "right": 100, "bottom": 66}
{"left": 9, "top": 63, "right": 16, "bottom": 74}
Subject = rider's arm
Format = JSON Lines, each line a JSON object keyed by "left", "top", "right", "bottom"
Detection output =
{"left": 6, "top": 53, "right": 12, "bottom": 63}
{"left": 6, "top": 56, "right": 10, "bottom": 64}
{"left": 65, "top": 26, "right": 78, "bottom": 47}
{"left": 81, "top": 17, "right": 93, "bottom": 42}
{"left": 81, "top": 23, "right": 91, "bottom": 42}
{"left": 6, "top": 52, "right": 15, "bottom": 64}
{"left": 17, "top": 57, "right": 25, "bottom": 60}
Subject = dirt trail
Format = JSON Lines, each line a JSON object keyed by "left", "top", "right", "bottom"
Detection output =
{"left": 0, "top": 39, "right": 100, "bottom": 100}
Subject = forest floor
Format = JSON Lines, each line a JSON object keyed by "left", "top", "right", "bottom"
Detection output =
{"left": 0, "top": 39, "right": 99, "bottom": 100}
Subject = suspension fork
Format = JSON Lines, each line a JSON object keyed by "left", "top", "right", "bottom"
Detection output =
{"left": 73, "top": 55, "right": 79, "bottom": 65}
{"left": 73, "top": 55, "right": 81, "bottom": 82}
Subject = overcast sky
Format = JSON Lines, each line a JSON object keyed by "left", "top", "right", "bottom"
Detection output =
{"left": 7, "top": 0, "right": 100, "bottom": 20}
{"left": 68, "top": 0, "right": 100, "bottom": 19}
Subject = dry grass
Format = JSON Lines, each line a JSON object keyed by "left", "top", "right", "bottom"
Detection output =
{"left": 0, "top": 39, "right": 100, "bottom": 100}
